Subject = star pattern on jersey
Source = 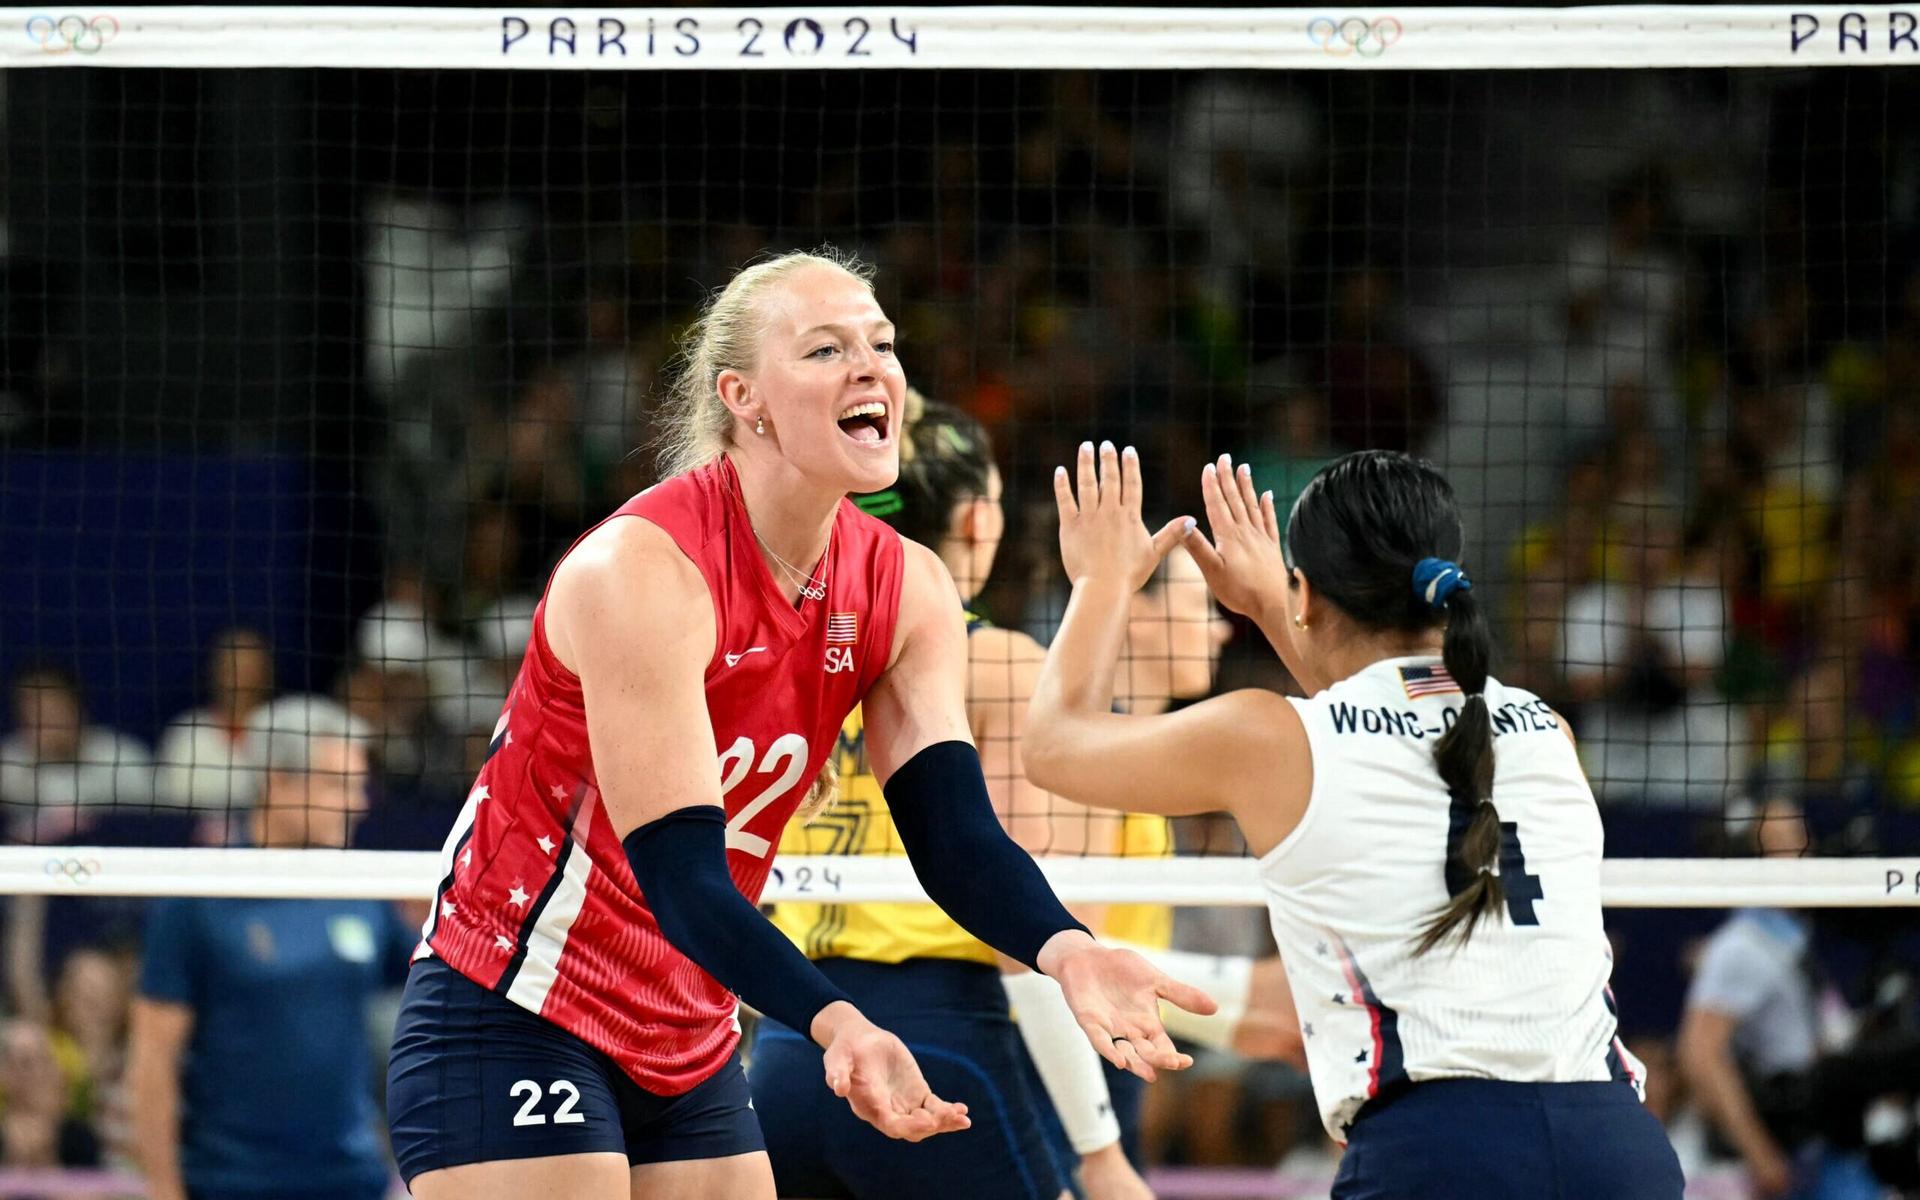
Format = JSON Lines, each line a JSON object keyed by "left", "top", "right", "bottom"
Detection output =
{"left": 459, "top": 847, "right": 473, "bottom": 870}
{"left": 507, "top": 885, "right": 531, "bottom": 908}
{"left": 439, "top": 900, "right": 456, "bottom": 917}
{"left": 536, "top": 835, "right": 556, "bottom": 855}
{"left": 494, "top": 934, "right": 514, "bottom": 952}
{"left": 1302, "top": 1023, "right": 1315, "bottom": 1038}
{"left": 1354, "top": 1048, "right": 1369, "bottom": 1064}
{"left": 1332, "top": 993, "right": 1346, "bottom": 1005}
{"left": 1315, "top": 941, "right": 1329, "bottom": 957}
{"left": 469, "top": 784, "right": 490, "bottom": 803}
{"left": 549, "top": 783, "right": 568, "bottom": 802}
{"left": 504, "top": 730, "right": 513, "bottom": 746}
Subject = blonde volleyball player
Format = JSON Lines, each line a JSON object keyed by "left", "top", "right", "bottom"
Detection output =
{"left": 384, "top": 252, "right": 1212, "bottom": 1200}
{"left": 755, "top": 396, "right": 1299, "bottom": 1200}
{"left": 1026, "top": 445, "right": 1685, "bottom": 1199}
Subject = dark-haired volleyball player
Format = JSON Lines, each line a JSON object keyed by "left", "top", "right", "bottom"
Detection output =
{"left": 755, "top": 396, "right": 1292, "bottom": 1200}
{"left": 1025, "top": 444, "right": 1685, "bottom": 1199}
{"left": 384, "top": 252, "right": 1212, "bottom": 1200}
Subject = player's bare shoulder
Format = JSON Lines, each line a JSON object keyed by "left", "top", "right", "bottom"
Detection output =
{"left": 965, "top": 625, "right": 1046, "bottom": 706}
{"left": 545, "top": 515, "right": 713, "bottom": 675}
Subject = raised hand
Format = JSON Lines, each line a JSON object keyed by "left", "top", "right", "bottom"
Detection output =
{"left": 1053, "top": 440, "right": 1190, "bottom": 591}
{"left": 1043, "top": 933, "right": 1217, "bottom": 1083}
{"left": 1183, "top": 454, "right": 1291, "bottom": 624}
{"left": 819, "top": 1014, "right": 971, "bottom": 1142}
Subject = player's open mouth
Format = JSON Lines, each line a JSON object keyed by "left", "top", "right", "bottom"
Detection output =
{"left": 836, "top": 400, "right": 891, "bottom": 446}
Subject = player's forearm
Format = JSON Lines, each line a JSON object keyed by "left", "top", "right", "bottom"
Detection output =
{"left": 1026, "top": 576, "right": 1132, "bottom": 776}
{"left": 1683, "top": 1040, "right": 1781, "bottom": 1164}
{"left": 624, "top": 807, "right": 853, "bottom": 1040}
{"left": 128, "top": 1059, "right": 186, "bottom": 1200}
{"left": 885, "top": 742, "right": 1087, "bottom": 971}
{"left": 1004, "top": 968, "right": 1120, "bottom": 1154}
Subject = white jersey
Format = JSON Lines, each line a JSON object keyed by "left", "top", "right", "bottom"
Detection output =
{"left": 1262, "top": 656, "right": 1644, "bottom": 1140}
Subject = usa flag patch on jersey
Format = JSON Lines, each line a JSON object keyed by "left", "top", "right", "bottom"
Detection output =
{"left": 1399, "top": 664, "right": 1460, "bottom": 699}
{"left": 827, "top": 612, "right": 858, "bottom": 644}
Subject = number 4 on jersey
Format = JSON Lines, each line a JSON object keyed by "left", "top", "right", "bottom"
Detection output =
{"left": 1495, "top": 823, "right": 1543, "bottom": 924}
{"left": 1445, "top": 815, "right": 1543, "bottom": 926}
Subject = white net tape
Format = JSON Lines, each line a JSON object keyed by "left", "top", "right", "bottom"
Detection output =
{"left": 0, "top": 5, "right": 1912, "bottom": 71}
{"left": 6, "top": 847, "right": 1917, "bottom": 905}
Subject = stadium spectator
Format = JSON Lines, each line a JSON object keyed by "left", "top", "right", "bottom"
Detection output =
{"left": 1240, "top": 368, "right": 1337, "bottom": 515}
{"left": 153, "top": 628, "right": 275, "bottom": 815}
{"left": 1562, "top": 173, "right": 1686, "bottom": 356}
{"left": 1319, "top": 262, "right": 1442, "bottom": 454}
{"left": 0, "top": 664, "right": 153, "bottom": 842}
{"left": 0, "top": 1018, "right": 102, "bottom": 1169}
{"left": 127, "top": 696, "right": 413, "bottom": 1200}
{"left": 341, "top": 586, "right": 467, "bottom": 798}
{"left": 48, "top": 948, "right": 130, "bottom": 1159}
{"left": 1166, "top": 77, "right": 1320, "bottom": 321}
{"left": 1557, "top": 500, "right": 1748, "bottom": 807}
{"left": 1679, "top": 795, "right": 1920, "bottom": 1199}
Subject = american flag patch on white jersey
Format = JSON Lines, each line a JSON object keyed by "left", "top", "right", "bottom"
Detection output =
{"left": 827, "top": 612, "right": 858, "bottom": 644}
{"left": 1399, "top": 664, "right": 1460, "bottom": 699}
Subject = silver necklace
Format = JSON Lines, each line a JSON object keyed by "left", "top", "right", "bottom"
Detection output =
{"left": 754, "top": 525, "right": 831, "bottom": 602}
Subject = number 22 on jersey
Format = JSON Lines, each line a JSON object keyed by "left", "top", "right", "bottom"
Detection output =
{"left": 718, "top": 733, "right": 809, "bottom": 857}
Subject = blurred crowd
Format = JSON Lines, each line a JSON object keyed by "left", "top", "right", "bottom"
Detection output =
{"left": 2, "top": 68, "right": 1919, "bottom": 1197}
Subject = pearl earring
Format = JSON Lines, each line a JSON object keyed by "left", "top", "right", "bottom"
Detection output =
{"left": 755, "top": 416, "right": 765, "bottom": 436}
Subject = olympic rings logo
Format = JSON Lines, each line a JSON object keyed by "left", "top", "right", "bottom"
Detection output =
{"left": 1306, "top": 16, "right": 1403, "bottom": 57}
{"left": 24, "top": 14, "right": 118, "bottom": 55}
{"left": 42, "top": 856, "right": 103, "bottom": 884}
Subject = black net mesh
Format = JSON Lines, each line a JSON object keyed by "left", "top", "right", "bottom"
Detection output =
{"left": 2, "top": 66, "right": 1919, "bottom": 866}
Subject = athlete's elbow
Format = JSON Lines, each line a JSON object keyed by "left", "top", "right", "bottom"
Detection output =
{"left": 1020, "top": 718, "right": 1069, "bottom": 793}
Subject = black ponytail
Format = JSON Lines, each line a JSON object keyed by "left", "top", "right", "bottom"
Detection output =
{"left": 1283, "top": 451, "right": 1505, "bottom": 956}
{"left": 1415, "top": 583, "right": 1503, "bottom": 956}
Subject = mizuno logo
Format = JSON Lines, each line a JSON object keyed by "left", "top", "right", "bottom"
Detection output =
{"left": 724, "top": 647, "right": 767, "bottom": 668}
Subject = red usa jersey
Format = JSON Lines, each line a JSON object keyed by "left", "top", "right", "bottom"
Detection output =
{"left": 419, "top": 457, "right": 905, "bottom": 1094}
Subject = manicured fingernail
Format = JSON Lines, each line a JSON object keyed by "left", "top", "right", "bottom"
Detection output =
{"left": 1123, "top": 444, "right": 1137, "bottom": 459}
{"left": 1080, "top": 441, "right": 1093, "bottom": 454}
{"left": 1238, "top": 463, "right": 1251, "bottom": 478}
{"left": 1203, "top": 463, "right": 1216, "bottom": 476}
{"left": 1263, "top": 490, "right": 1273, "bottom": 504}
{"left": 1100, "top": 440, "right": 1115, "bottom": 454}
{"left": 1182, "top": 518, "right": 1197, "bottom": 536}
{"left": 1055, "top": 465, "right": 1067, "bottom": 478}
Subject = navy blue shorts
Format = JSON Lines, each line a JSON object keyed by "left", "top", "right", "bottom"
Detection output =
{"left": 747, "top": 958, "right": 1072, "bottom": 1200}
{"left": 1333, "top": 1078, "right": 1685, "bottom": 1200}
{"left": 386, "top": 958, "right": 763, "bottom": 1183}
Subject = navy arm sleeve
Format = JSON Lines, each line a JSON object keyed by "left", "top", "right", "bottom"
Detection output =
{"left": 624, "top": 806, "right": 852, "bottom": 1038}
{"left": 883, "top": 740, "right": 1089, "bottom": 971}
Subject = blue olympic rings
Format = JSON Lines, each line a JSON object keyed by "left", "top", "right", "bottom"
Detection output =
{"left": 25, "top": 13, "right": 118, "bottom": 55}
{"left": 1306, "top": 15, "right": 1403, "bottom": 57}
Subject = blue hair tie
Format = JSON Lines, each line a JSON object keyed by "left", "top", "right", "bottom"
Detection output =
{"left": 1412, "top": 557, "right": 1471, "bottom": 611}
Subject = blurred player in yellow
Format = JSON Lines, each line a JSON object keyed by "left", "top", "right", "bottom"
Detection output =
{"left": 752, "top": 393, "right": 1298, "bottom": 1200}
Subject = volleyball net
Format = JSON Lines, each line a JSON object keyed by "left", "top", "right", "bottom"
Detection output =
{"left": 2, "top": 5, "right": 1918, "bottom": 914}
